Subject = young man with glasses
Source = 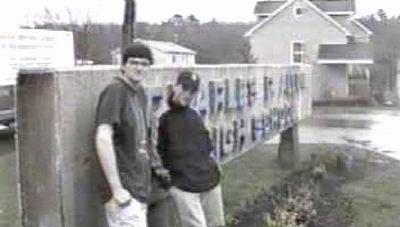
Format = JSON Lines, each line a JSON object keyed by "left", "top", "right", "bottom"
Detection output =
{"left": 95, "top": 42, "right": 171, "bottom": 227}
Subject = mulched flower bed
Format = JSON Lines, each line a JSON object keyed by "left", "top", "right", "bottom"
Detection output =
{"left": 228, "top": 156, "right": 360, "bottom": 227}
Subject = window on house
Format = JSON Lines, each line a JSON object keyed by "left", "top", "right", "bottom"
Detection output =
{"left": 172, "top": 55, "right": 176, "bottom": 63}
{"left": 292, "top": 42, "right": 305, "bottom": 64}
{"left": 295, "top": 7, "right": 303, "bottom": 16}
{"left": 347, "top": 35, "right": 355, "bottom": 44}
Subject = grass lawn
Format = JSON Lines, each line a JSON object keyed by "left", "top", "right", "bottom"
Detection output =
{"left": 1, "top": 137, "right": 400, "bottom": 227}
{"left": 342, "top": 155, "right": 400, "bottom": 227}
{"left": 222, "top": 143, "right": 400, "bottom": 227}
{"left": 0, "top": 138, "right": 20, "bottom": 227}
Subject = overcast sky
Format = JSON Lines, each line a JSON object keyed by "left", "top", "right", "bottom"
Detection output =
{"left": 1, "top": 0, "right": 399, "bottom": 27}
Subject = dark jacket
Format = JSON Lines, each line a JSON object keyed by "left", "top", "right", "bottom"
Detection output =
{"left": 157, "top": 106, "right": 220, "bottom": 193}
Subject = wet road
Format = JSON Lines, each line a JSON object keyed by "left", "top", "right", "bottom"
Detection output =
{"left": 303, "top": 107, "right": 400, "bottom": 160}
{"left": 269, "top": 107, "right": 400, "bottom": 161}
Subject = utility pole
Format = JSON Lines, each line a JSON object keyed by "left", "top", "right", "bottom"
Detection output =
{"left": 122, "top": 0, "right": 136, "bottom": 51}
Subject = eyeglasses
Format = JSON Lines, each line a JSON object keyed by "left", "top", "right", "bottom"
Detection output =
{"left": 126, "top": 58, "right": 151, "bottom": 67}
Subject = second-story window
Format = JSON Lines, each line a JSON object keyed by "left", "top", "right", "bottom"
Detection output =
{"left": 293, "top": 1, "right": 304, "bottom": 18}
{"left": 295, "top": 7, "right": 303, "bottom": 17}
{"left": 292, "top": 42, "right": 305, "bottom": 64}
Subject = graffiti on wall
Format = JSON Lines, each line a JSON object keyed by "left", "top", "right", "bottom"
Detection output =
{"left": 147, "top": 67, "right": 308, "bottom": 163}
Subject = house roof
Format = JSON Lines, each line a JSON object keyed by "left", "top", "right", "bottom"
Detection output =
{"left": 254, "top": 1, "right": 285, "bottom": 15}
{"left": 318, "top": 43, "right": 373, "bottom": 64}
{"left": 311, "top": 0, "right": 355, "bottom": 13}
{"left": 331, "top": 16, "right": 373, "bottom": 37}
{"left": 254, "top": 0, "right": 355, "bottom": 15}
{"left": 245, "top": 0, "right": 351, "bottom": 37}
{"left": 351, "top": 18, "right": 373, "bottom": 36}
{"left": 136, "top": 39, "right": 196, "bottom": 55}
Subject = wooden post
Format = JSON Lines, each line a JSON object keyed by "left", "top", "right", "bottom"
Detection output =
{"left": 278, "top": 124, "right": 300, "bottom": 169}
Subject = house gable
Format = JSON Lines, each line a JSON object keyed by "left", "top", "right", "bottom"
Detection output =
{"left": 246, "top": 0, "right": 351, "bottom": 64}
{"left": 245, "top": 0, "right": 350, "bottom": 37}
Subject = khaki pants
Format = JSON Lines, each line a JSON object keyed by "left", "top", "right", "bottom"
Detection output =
{"left": 105, "top": 199, "right": 147, "bottom": 227}
{"left": 170, "top": 184, "right": 225, "bottom": 227}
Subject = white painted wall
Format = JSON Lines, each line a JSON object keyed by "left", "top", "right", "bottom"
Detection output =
{"left": 151, "top": 48, "right": 195, "bottom": 66}
{"left": 112, "top": 48, "right": 196, "bottom": 66}
{"left": 249, "top": 0, "right": 348, "bottom": 65}
{"left": 248, "top": 0, "right": 351, "bottom": 101}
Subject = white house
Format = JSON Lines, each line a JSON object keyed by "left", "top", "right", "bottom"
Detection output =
{"left": 245, "top": 0, "right": 373, "bottom": 101}
{"left": 112, "top": 39, "right": 197, "bottom": 66}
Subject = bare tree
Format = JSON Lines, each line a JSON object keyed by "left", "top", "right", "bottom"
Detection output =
{"left": 64, "top": 9, "right": 95, "bottom": 61}
{"left": 239, "top": 39, "right": 257, "bottom": 64}
{"left": 76, "top": 15, "right": 94, "bottom": 60}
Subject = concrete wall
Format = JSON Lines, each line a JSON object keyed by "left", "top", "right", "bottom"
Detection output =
{"left": 16, "top": 64, "right": 312, "bottom": 227}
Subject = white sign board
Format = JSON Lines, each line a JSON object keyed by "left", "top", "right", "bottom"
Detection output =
{"left": 0, "top": 29, "right": 74, "bottom": 86}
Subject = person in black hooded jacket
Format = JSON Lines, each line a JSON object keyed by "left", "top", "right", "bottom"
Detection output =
{"left": 157, "top": 71, "right": 225, "bottom": 227}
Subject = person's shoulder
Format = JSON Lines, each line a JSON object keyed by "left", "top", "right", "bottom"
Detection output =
{"left": 188, "top": 108, "right": 201, "bottom": 117}
{"left": 100, "top": 80, "right": 126, "bottom": 95}
{"left": 160, "top": 109, "right": 173, "bottom": 119}
{"left": 104, "top": 79, "right": 125, "bottom": 91}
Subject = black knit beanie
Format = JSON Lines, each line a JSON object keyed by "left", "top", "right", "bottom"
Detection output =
{"left": 122, "top": 42, "right": 153, "bottom": 65}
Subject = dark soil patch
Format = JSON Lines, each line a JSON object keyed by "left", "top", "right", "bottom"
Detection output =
{"left": 228, "top": 162, "right": 361, "bottom": 227}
